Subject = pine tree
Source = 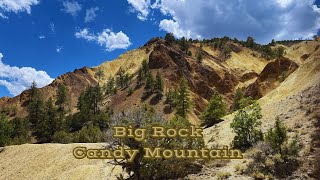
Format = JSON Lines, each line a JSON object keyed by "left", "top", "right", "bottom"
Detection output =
{"left": 201, "top": 93, "right": 227, "bottom": 127}
{"left": 94, "top": 69, "right": 104, "bottom": 85}
{"left": 116, "top": 67, "right": 125, "bottom": 88}
{"left": 0, "top": 113, "right": 13, "bottom": 147}
{"left": 36, "top": 98, "right": 60, "bottom": 142}
{"left": 232, "top": 88, "right": 244, "bottom": 111}
{"left": 165, "top": 89, "right": 176, "bottom": 110}
{"left": 105, "top": 76, "right": 116, "bottom": 95}
{"left": 164, "top": 33, "right": 175, "bottom": 44}
{"left": 179, "top": 37, "right": 190, "bottom": 54}
{"left": 56, "top": 84, "right": 68, "bottom": 112}
{"left": 145, "top": 71, "right": 154, "bottom": 93}
{"left": 154, "top": 71, "right": 164, "bottom": 96}
{"left": 137, "top": 68, "right": 144, "bottom": 87}
{"left": 175, "top": 78, "right": 192, "bottom": 118}
{"left": 141, "top": 59, "right": 149, "bottom": 76}
{"left": 230, "top": 102, "right": 263, "bottom": 150}
{"left": 196, "top": 51, "right": 203, "bottom": 63}
{"left": 27, "top": 81, "right": 45, "bottom": 125}
{"left": 266, "top": 117, "right": 288, "bottom": 155}
{"left": 123, "top": 73, "right": 131, "bottom": 88}
{"left": 77, "top": 85, "right": 103, "bottom": 115}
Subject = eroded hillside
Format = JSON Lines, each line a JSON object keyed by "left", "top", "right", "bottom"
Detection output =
{"left": 0, "top": 38, "right": 319, "bottom": 179}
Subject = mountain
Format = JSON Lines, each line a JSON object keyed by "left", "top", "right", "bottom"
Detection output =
{"left": 0, "top": 37, "right": 319, "bottom": 179}
{"left": 0, "top": 37, "right": 302, "bottom": 123}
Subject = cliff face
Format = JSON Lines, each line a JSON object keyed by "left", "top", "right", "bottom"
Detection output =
{"left": 0, "top": 38, "right": 306, "bottom": 123}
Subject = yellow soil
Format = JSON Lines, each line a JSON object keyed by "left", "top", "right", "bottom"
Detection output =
{"left": 0, "top": 143, "right": 123, "bottom": 180}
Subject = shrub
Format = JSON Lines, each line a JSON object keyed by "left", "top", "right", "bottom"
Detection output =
{"left": 77, "top": 124, "right": 103, "bottom": 143}
{"left": 127, "top": 87, "right": 133, "bottom": 96}
{"left": 52, "top": 131, "right": 73, "bottom": 144}
{"left": 246, "top": 118, "right": 301, "bottom": 179}
{"left": 201, "top": 93, "right": 227, "bottom": 127}
{"left": 230, "top": 102, "right": 263, "bottom": 150}
{"left": 217, "top": 172, "right": 231, "bottom": 180}
{"left": 106, "top": 108, "right": 204, "bottom": 180}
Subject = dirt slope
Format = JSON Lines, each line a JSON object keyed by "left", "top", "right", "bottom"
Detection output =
{"left": 0, "top": 143, "right": 123, "bottom": 180}
{"left": 197, "top": 41, "right": 320, "bottom": 179}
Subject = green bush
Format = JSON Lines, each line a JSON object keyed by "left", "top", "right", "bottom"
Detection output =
{"left": 247, "top": 118, "right": 301, "bottom": 179}
{"left": 201, "top": 93, "right": 227, "bottom": 127}
{"left": 77, "top": 124, "right": 103, "bottom": 143}
{"left": 230, "top": 102, "right": 263, "bottom": 150}
{"left": 107, "top": 108, "right": 204, "bottom": 180}
{"left": 52, "top": 131, "right": 73, "bottom": 144}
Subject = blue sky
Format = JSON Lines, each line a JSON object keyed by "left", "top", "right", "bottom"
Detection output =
{"left": 0, "top": 0, "right": 320, "bottom": 98}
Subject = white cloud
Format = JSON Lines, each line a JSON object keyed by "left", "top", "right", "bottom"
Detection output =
{"left": 0, "top": 12, "right": 8, "bottom": 19}
{"left": 56, "top": 46, "right": 63, "bottom": 53}
{"left": 61, "top": 1, "right": 82, "bottom": 16}
{"left": 75, "top": 28, "right": 132, "bottom": 51}
{"left": 0, "top": 0, "right": 39, "bottom": 14}
{"left": 0, "top": 52, "right": 54, "bottom": 96}
{"left": 38, "top": 35, "right": 45, "bottom": 39}
{"left": 49, "top": 23, "right": 55, "bottom": 33}
{"left": 159, "top": 19, "right": 201, "bottom": 39}
{"left": 84, "top": 7, "right": 99, "bottom": 23}
{"left": 127, "top": 0, "right": 152, "bottom": 21}
{"left": 131, "top": 0, "right": 320, "bottom": 43}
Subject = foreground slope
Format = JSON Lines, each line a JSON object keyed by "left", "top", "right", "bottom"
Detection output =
{"left": 0, "top": 143, "right": 123, "bottom": 180}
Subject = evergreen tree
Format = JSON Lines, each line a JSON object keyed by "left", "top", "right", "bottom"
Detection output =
{"left": 77, "top": 85, "right": 103, "bottom": 115}
{"left": 232, "top": 88, "right": 254, "bottom": 111}
{"left": 165, "top": 89, "right": 177, "bottom": 110}
{"left": 266, "top": 117, "right": 288, "bottom": 155}
{"left": 123, "top": 73, "right": 131, "bottom": 88}
{"left": 0, "top": 113, "right": 13, "bottom": 147}
{"left": 141, "top": 59, "right": 149, "bottom": 76}
{"left": 105, "top": 76, "right": 116, "bottom": 95}
{"left": 27, "top": 81, "right": 45, "bottom": 125}
{"left": 56, "top": 84, "right": 68, "bottom": 112}
{"left": 175, "top": 78, "right": 192, "bottom": 118}
{"left": 232, "top": 88, "right": 244, "bottom": 111}
{"left": 246, "top": 36, "right": 255, "bottom": 48}
{"left": 230, "top": 102, "right": 263, "bottom": 150}
{"left": 154, "top": 71, "right": 164, "bottom": 96}
{"left": 116, "top": 67, "right": 126, "bottom": 88}
{"left": 275, "top": 47, "right": 285, "bottom": 58}
{"left": 137, "top": 68, "right": 144, "bottom": 87}
{"left": 145, "top": 71, "right": 154, "bottom": 93}
{"left": 164, "top": 33, "right": 175, "bottom": 44}
{"left": 10, "top": 117, "right": 30, "bottom": 145}
{"left": 94, "top": 69, "right": 104, "bottom": 85}
{"left": 196, "top": 51, "right": 203, "bottom": 63}
{"left": 179, "top": 37, "right": 190, "bottom": 54}
{"left": 201, "top": 93, "right": 227, "bottom": 127}
{"left": 35, "top": 98, "right": 60, "bottom": 142}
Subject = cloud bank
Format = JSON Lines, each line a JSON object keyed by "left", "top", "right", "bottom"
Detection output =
{"left": 75, "top": 28, "right": 132, "bottom": 51}
{"left": 0, "top": 52, "right": 54, "bottom": 96}
{"left": 128, "top": 0, "right": 320, "bottom": 43}
{"left": 0, "top": 0, "right": 39, "bottom": 18}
